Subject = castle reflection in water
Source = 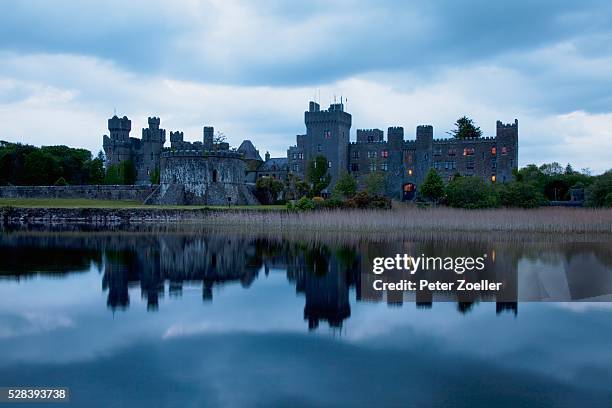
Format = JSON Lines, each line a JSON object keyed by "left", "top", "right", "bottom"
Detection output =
{"left": 2, "top": 232, "right": 612, "bottom": 329}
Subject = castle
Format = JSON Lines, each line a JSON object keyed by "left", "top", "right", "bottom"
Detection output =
{"left": 288, "top": 101, "right": 518, "bottom": 200}
{"left": 102, "top": 100, "right": 518, "bottom": 204}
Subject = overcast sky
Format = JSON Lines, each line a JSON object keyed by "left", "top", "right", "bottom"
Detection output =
{"left": 1, "top": 0, "right": 611, "bottom": 173}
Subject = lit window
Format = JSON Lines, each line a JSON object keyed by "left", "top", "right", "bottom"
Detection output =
{"left": 491, "top": 147, "right": 497, "bottom": 155}
{"left": 463, "top": 147, "right": 474, "bottom": 156}
{"left": 381, "top": 150, "right": 389, "bottom": 158}
{"left": 408, "top": 169, "right": 413, "bottom": 176}
{"left": 491, "top": 175, "right": 496, "bottom": 183}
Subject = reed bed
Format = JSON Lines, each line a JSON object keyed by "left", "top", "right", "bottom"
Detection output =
{"left": 200, "top": 207, "right": 612, "bottom": 235}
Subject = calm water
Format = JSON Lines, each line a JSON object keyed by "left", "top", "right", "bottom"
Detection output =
{"left": 1, "top": 230, "right": 612, "bottom": 407}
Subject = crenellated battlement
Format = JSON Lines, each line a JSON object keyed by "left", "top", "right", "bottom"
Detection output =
{"left": 496, "top": 119, "right": 518, "bottom": 128}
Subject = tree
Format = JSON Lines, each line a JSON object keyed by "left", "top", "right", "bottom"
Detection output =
{"left": 364, "top": 171, "right": 386, "bottom": 196}
{"left": 87, "top": 150, "right": 105, "bottom": 184}
{"left": 104, "top": 160, "right": 136, "bottom": 185}
{"left": 255, "top": 176, "right": 284, "bottom": 204}
{"left": 419, "top": 169, "right": 445, "bottom": 203}
{"left": 539, "top": 162, "right": 563, "bottom": 176}
{"left": 445, "top": 176, "right": 498, "bottom": 209}
{"left": 307, "top": 155, "right": 331, "bottom": 196}
{"left": 565, "top": 163, "right": 574, "bottom": 175}
{"left": 284, "top": 173, "right": 310, "bottom": 200}
{"left": 497, "top": 182, "right": 547, "bottom": 208}
{"left": 334, "top": 171, "right": 357, "bottom": 198}
{"left": 586, "top": 170, "right": 612, "bottom": 207}
{"left": 150, "top": 167, "right": 160, "bottom": 184}
{"left": 213, "top": 131, "right": 227, "bottom": 144}
{"left": 450, "top": 116, "right": 482, "bottom": 139}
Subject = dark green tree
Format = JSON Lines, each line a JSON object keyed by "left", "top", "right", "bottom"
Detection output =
{"left": 497, "top": 182, "right": 547, "bottom": 208}
{"left": 334, "top": 171, "right": 357, "bottom": 198}
{"left": 586, "top": 170, "right": 612, "bottom": 207}
{"left": 364, "top": 171, "right": 386, "bottom": 196}
{"left": 307, "top": 155, "right": 331, "bottom": 196}
{"left": 451, "top": 116, "right": 482, "bottom": 139}
{"left": 419, "top": 169, "right": 445, "bottom": 203}
{"left": 255, "top": 176, "right": 284, "bottom": 204}
{"left": 445, "top": 176, "right": 498, "bottom": 209}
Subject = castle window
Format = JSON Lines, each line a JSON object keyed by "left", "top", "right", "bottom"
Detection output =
{"left": 466, "top": 160, "right": 474, "bottom": 170}
{"left": 381, "top": 150, "right": 389, "bottom": 158}
{"left": 491, "top": 147, "right": 497, "bottom": 155}
{"left": 368, "top": 151, "right": 376, "bottom": 158}
{"left": 299, "top": 153, "right": 303, "bottom": 159}
{"left": 370, "top": 163, "right": 377, "bottom": 172}
{"left": 324, "top": 130, "right": 332, "bottom": 139}
{"left": 317, "top": 144, "right": 322, "bottom": 152}
{"left": 408, "top": 169, "right": 413, "bottom": 176}
{"left": 448, "top": 148, "right": 456, "bottom": 156}
{"left": 491, "top": 175, "right": 496, "bottom": 183}
{"left": 463, "top": 147, "right": 474, "bottom": 156}
{"left": 434, "top": 147, "right": 442, "bottom": 156}
{"left": 292, "top": 153, "right": 297, "bottom": 159}
{"left": 293, "top": 164, "right": 299, "bottom": 171}
{"left": 501, "top": 147, "right": 508, "bottom": 155}
{"left": 381, "top": 163, "right": 388, "bottom": 171}
{"left": 351, "top": 163, "right": 359, "bottom": 172}
{"left": 433, "top": 161, "right": 440, "bottom": 170}
{"left": 212, "top": 169, "right": 218, "bottom": 182}
{"left": 352, "top": 151, "right": 360, "bottom": 159}
{"left": 405, "top": 153, "right": 413, "bottom": 163}
{"left": 328, "top": 161, "right": 332, "bottom": 168}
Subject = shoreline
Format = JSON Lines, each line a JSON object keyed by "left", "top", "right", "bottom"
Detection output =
{"left": 2, "top": 206, "right": 611, "bottom": 234}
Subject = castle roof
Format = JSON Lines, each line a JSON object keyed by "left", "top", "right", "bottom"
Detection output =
{"left": 258, "top": 157, "right": 288, "bottom": 172}
{"left": 237, "top": 140, "right": 263, "bottom": 161}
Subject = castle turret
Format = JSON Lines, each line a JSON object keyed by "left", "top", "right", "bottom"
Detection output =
{"left": 387, "top": 127, "right": 404, "bottom": 150}
{"left": 304, "top": 101, "right": 352, "bottom": 189}
{"left": 265, "top": 151, "right": 271, "bottom": 161}
{"left": 108, "top": 115, "right": 131, "bottom": 141}
{"left": 203, "top": 126, "right": 214, "bottom": 151}
{"left": 496, "top": 119, "right": 518, "bottom": 182}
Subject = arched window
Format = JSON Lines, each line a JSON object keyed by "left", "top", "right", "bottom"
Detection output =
{"left": 212, "top": 169, "right": 218, "bottom": 182}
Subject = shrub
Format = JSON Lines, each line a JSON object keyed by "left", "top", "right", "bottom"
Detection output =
{"left": 369, "top": 195, "right": 392, "bottom": 209}
{"left": 295, "top": 196, "right": 315, "bottom": 211}
{"left": 353, "top": 191, "right": 370, "bottom": 208}
{"left": 497, "top": 182, "right": 547, "bottom": 208}
{"left": 419, "top": 169, "right": 444, "bottom": 203}
{"left": 323, "top": 198, "right": 344, "bottom": 209}
{"left": 445, "top": 177, "right": 498, "bottom": 209}
{"left": 53, "top": 177, "right": 68, "bottom": 186}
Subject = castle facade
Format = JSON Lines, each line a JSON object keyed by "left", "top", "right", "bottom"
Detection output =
{"left": 102, "top": 100, "right": 518, "bottom": 204}
{"left": 288, "top": 101, "right": 518, "bottom": 200}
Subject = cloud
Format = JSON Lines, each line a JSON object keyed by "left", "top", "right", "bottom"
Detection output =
{"left": 0, "top": 1, "right": 611, "bottom": 172}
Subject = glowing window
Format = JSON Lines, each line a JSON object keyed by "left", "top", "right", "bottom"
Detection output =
{"left": 463, "top": 147, "right": 474, "bottom": 156}
{"left": 408, "top": 169, "right": 413, "bottom": 176}
{"left": 491, "top": 175, "right": 496, "bottom": 183}
{"left": 381, "top": 150, "right": 389, "bottom": 158}
{"left": 491, "top": 147, "right": 497, "bottom": 155}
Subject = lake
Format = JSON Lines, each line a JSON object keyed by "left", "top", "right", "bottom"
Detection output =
{"left": 1, "top": 228, "right": 611, "bottom": 407}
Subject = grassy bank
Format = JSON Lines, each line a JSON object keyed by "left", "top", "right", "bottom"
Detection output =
{"left": 205, "top": 207, "right": 612, "bottom": 234}
{"left": 0, "top": 198, "right": 285, "bottom": 210}
{"left": 1, "top": 199, "right": 611, "bottom": 234}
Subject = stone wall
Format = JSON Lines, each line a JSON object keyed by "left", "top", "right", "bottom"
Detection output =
{"left": 0, "top": 185, "right": 155, "bottom": 201}
{"left": 149, "top": 151, "right": 258, "bottom": 205}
